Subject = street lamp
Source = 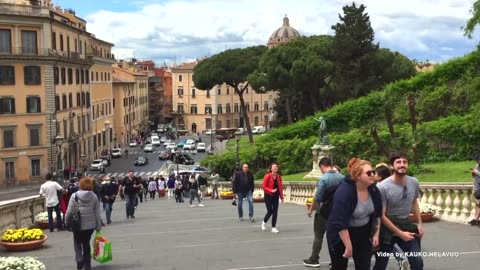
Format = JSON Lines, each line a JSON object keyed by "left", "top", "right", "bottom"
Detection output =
{"left": 235, "top": 135, "right": 240, "bottom": 170}
{"left": 105, "top": 120, "right": 111, "bottom": 153}
{"left": 53, "top": 135, "right": 64, "bottom": 173}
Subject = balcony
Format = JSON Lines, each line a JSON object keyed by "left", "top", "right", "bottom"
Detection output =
{"left": 0, "top": 2, "right": 50, "bottom": 17}
{"left": 0, "top": 47, "right": 92, "bottom": 64}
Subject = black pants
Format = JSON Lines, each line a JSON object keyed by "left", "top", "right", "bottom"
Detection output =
{"left": 47, "top": 203, "right": 63, "bottom": 231}
{"left": 150, "top": 191, "right": 156, "bottom": 199}
{"left": 263, "top": 194, "right": 279, "bottom": 227}
{"left": 73, "top": 229, "right": 94, "bottom": 268}
{"left": 328, "top": 223, "right": 372, "bottom": 270}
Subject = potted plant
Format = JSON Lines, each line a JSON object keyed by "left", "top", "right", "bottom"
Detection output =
{"left": 1, "top": 228, "right": 48, "bottom": 252}
{"left": 408, "top": 203, "right": 439, "bottom": 222}
{"left": 34, "top": 212, "right": 56, "bottom": 229}
{"left": 0, "top": 256, "right": 46, "bottom": 270}
{"left": 220, "top": 190, "right": 234, "bottom": 200}
{"left": 253, "top": 191, "right": 264, "bottom": 202}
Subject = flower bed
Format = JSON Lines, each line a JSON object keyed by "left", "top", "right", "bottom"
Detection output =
{"left": 253, "top": 191, "right": 264, "bottom": 202}
{"left": 1, "top": 228, "right": 47, "bottom": 252}
{"left": 408, "top": 203, "right": 439, "bottom": 223}
{"left": 220, "top": 191, "right": 234, "bottom": 200}
{"left": 34, "top": 212, "right": 56, "bottom": 228}
{"left": 0, "top": 256, "right": 46, "bottom": 270}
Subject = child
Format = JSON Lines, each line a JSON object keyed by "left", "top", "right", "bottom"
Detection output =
{"left": 174, "top": 178, "right": 184, "bottom": 203}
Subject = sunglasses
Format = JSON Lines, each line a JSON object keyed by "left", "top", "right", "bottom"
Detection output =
{"left": 365, "top": 170, "right": 376, "bottom": 177}
{"left": 402, "top": 185, "right": 408, "bottom": 199}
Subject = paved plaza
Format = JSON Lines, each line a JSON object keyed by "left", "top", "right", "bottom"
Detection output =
{"left": 1, "top": 198, "right": 479, "bottom": 270}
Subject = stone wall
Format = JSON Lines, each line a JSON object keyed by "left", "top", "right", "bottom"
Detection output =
{"left": 0, "top": 196, "right": 45, "bottom": 232}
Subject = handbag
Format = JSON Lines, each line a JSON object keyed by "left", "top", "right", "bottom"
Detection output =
{"left": 68, "top": 194, "right": 82, "bottom": 231}
{"left": 92, "top": 232, "right": 112, "bottom": 263}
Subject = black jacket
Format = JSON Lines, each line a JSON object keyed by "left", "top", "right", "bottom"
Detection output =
{"left": 233, "top": 171, "right": 254, "bottom": 194}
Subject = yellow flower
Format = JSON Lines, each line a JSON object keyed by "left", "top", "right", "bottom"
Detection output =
{"left": 306, "top": 197, "right": 314, "bottom": 203}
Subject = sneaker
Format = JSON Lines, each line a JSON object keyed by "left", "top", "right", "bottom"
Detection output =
{"left": 303, "top": 258, "right": 320, "bottom": 268}
{"left": 190, "top": 205, "right": 196, "bottom": 207}
{"left": 271, "top": 227, "right": 279, "bottom": 233}
{"left": 468, "top": 219, "right": 479, "bottom": 226}
{"left": 249, "top": 217, "right": 255, "bottom": 223}
{"left": 399, "top": 258, "right": 409, "bottom": 270}
{"left": 198, "top": 204, "right": 204, "bottom": 207}
{"left": 261, "top": 221, "right": 266, "bottom": 231}
{"left": 239, "top": 217, "right": 244, "bottom": 221}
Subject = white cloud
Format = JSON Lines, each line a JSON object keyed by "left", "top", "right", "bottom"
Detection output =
{"left": 85, "top": 0, "right": 478, "bottom": 64}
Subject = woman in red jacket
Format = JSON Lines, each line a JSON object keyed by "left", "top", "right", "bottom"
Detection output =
{"left": 262, "top": 163, "right": 284, "bottom": 233}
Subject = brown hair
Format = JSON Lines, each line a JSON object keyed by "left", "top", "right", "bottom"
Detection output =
{"left": 347, "top": 158, "right": 371, "bottom": 180}
{"left": 79, "top": 177, "right": 94, "bottom": 191}
{"left": 268, "top": 163, "right": 278, "bottom": 173}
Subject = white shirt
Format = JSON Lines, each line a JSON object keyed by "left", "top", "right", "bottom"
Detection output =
{"left": 39, "top": 181, "right": 63, "bottom": 207}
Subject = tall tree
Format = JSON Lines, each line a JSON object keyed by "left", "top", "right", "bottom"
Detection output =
{"left": 193, "top": 46, "right": 267, "bottom": 143}
{"left": 464, "top": 0, "right": 480, "bottom": 38}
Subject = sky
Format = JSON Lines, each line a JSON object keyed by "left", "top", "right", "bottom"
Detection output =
{"left": 56, "top": 0, "right": 478, "bottom": 65}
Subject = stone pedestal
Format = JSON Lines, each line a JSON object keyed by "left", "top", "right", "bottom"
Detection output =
{"left": 304, "top": 144, "right": 335, "bottom": 179}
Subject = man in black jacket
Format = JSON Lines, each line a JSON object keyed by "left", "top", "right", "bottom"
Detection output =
{"left": 233, "top": 163, "right": 255, "bottom": 222}
{"left": 101, "top": 176, "right": 118, "bottom": 224}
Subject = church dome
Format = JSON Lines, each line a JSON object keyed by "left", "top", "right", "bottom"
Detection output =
{"left": 267, "top": 15, "right": 301, "bottom": 48}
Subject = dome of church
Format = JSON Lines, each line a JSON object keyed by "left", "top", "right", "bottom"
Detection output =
{"left": 267, "top": 15, "right": 301, "bottom": 48}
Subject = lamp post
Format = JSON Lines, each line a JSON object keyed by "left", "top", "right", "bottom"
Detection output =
{"left": 235, "top": 135, "right": 240, "bottom": 170}
{"left": 53, "top": 135, "right": 64, "bottom": 174}
{"left": 49, "top": 116, "right": 56, "bottom": 172}
{"left": 105, "top": 120, "right": 111, "bottom": 154}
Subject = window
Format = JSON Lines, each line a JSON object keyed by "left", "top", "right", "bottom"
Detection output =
{"left": 0, "top": 29, "right": 12, "bottom": 54}
{"left": 91, "top": 71, "right": 94, "bottom": 81}
{"left": 62, "top": 94, "right": 67, "bottom": 110}
{"left": 96, "top": 72, "right": 98, "bottom": 81}
{"left": 205, "top": 105, "right": 212, "bottom": 114}
{"left": 29, "top": 127, "right": 40, "bottom": 146}
{"left": 0, "top": 97, "right": 15, "bottom": 114}
{"left": 178, "top": 88, "right": 184, "bottom": 96}
{"left": 54, "top": 67, "right": 59, "bottom": 85}
{"left": 80, "top": 69, "right": 85, "bottom": 84}
{"left": 177, "top": 104, "right": 184, "bottom": 113}
{"left": 21, "top": 30, "right": 37, "bottom": 54}
{"left": 26, "top": 96, "right": 41, "bottom": 113}
{"left": 254, "top": 117, "right": 259, "bottom": 126}
{"left": 113, "top": 98, "right": 115, "bottom": 108}
{"left": 68, "top": 68, "right": 73, "bottom": 84}
{"left": 226, "top": 87, "right": 230, "bottom": 95}
{"left": 101, "top": 72, "right": 104, "bottom": 81}
{"left": 191, "top": 105, "right": 198, "bottom": 114}
{"left": 31, "top": 159, "right": 40, "bottom": 177}
{"left": 74, "top": 38, "right": 77, "bottom": 53}
{"left": 24, "top": 66, "right": 41, "bottom": 85}
{"left": 68, "top": 93, "right": 73, "bottom": 108}
{"left": 0, "top": 66, "right": 15, "bottom": 85}
{"left": 76, "top": 92, "right": 81, "bottom": 107}
{"left": 76, "top": 68, "right": 80, "bottom": 84}
{"left": 264, "top": 102, "right": 269, "bottom": 111}
{"left": 79, "top": 39, "right": 82, "bottom": 54}
{"left": 217, "top": 105, "right": 223, "bottom": 114}
{"left": 108, "top": 73, "right": 110, "bottom": 81}
{"left": 66, "top": 36, "right": 70, "bottom": 52}
{"left": 217, "top": 87, "right": 221, "bottom": 95}
{"left": 55, "top": 95, "right": 60, "bottom": 111}
{"left": 254, "top": 103, "right": 259, "bottom": 111}
{"left": 206, "top": 89, "right": 210, "bottom": 98}
{"left": 61, "top": 67, "right": 66, "bottom": 85}
{"left": 246, "top": 88, "right": 249, "bottom": 94}
{"left": 86, "top": 92, "right": 90, "bottom": 107}
{"left": 234, "top": 103, "right": 239, "bottom": 113}
{"left": 51, "top": 31, "right": 57, "bottom": 50}
{"left": 226, "top": 104, "right": 231, "bottom": 114}
{"left": 246, "top": 103, "right": 250, "bottom": 112}
{"left": 178, "top": 75, "right": 183, "bottom": 82}
{"left": 3, "top": 129, "right": 14, "bottom": 148}
{"left": 5, "top": 161, "right": 15, "bottom": 180}
{"left": 191, "top": 88, "right": 196, "bottom": 98}
{"left": 85, "top": 70, "right": 89, "bottom": 84}
{"left": 59, "top": 34, "right": 64, "bottom": 51}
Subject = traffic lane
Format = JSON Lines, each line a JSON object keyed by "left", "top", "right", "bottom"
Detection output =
{"left": 105, "top": 151, "right": 166, "bottom": 174}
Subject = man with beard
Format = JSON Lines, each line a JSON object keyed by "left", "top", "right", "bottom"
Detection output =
{"left": 373, "top": 153, "right": 424, "bottom": 270}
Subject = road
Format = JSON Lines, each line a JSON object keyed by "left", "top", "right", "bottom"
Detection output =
{"left": 0, "top": 134, "right": 224, "bottom": 202}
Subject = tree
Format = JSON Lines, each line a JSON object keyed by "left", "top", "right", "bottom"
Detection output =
{"left": 464, "top": 0, "right": 480, "bottom": 38}
{"left": 193, "top": 46, "right": 268, "bottom": 143}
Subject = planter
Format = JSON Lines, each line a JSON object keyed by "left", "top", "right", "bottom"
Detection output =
{"left": 35, "top": 221, "right": 55, "bottom": 229}
{"left": 1, "top": 235, "right": 48, "bottom": 252}
{"left": 408, "top": 213, "right": 435, "bottom": 223}
{"left": 220, "top": 194, "right": 234, "bottom": 200}
{"left": 253, "top": 198, "right": 264, "bottom": 203}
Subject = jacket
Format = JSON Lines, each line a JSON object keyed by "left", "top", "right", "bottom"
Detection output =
{"left": 233, "top": 171, "right": 254, "bottom": 194}
{"left": 326, "top": 176, "right": 382, "bottom": 248}
{"left": 100, "top": 180, "right": 118, "bottom": 203}
{"left": 65, "top": 190, "right": 102, "bottom": 231}
{"left": 380, "top": 215, "right": 419, "bottom": 245}
{"left": 262, "top": 173, "right": 284, "bottom": 200}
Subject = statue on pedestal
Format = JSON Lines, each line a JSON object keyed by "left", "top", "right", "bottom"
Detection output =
{"left": 314, "top": 116, "right": 329, "bottom": 145}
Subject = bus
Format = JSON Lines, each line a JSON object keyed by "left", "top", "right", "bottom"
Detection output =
{"left": 215, "top": 128, "right": 237, "bottom": 140}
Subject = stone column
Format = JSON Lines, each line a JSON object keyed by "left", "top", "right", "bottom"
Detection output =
{"left": 304, "top": 144, "right": 335, "bottom": 179}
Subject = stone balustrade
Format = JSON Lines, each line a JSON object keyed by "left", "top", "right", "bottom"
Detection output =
{"left": 0, "top": 196, "right": 45, "bottom": 233}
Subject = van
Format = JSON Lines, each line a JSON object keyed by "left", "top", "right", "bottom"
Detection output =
{"left": 251, "top": 126, "right": 266, "bottom": 134}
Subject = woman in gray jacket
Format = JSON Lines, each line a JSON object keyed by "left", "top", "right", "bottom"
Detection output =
{"left": 65, "top": 177, "right": 102, "bottom": 270}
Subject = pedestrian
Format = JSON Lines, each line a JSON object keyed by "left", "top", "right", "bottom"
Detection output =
{"left": 326, "top": 158, "right": 382, "bottom": 270}
{"left": 167, "top": 174, "right": 176, "bottom": 199}
{"left": 148, "top": 178, "right": 158, "bottom": 199}
{"left": 101, "top": 176, "right": 118, "bottom": 225}
{"left": 303, "top": 157, "right": 345, "bottom": 268}
{"left": 233, "top": 164, "right": 255, "bottom": 222}
{"left": 373, "top": 152, "right": 424, "bottom": 270}
{"left": 65, "top": 177, "right": 102, "bottom": 270}
{"left": 468, "top": 155, "right": 480, "bottom": 225}
{"left": 141, "top": 177, "right": 149, "bottom": 202}
{"left": 261, "top": 163, "right": 284, "bottom": 233}
{"left": 188, "top": 174, "right": 204, "bottom": 207}
{"left": 122, "top": 170, "right": 141, "bottom": 219}
{"left": 93, "top": 178, "right": 105, "bottom": 226}
{"left": 211, "top": 171, "right": 220, "bottom": 199}
{"left": 174, "top": 177, "right": 184, "bottom": 203}
{"left": 39, "top": 172, "right": 65, "bottom": 232}
{"left": 158, "top": 176, "right": 166, "bottom": 197}
{"left": 197, "top": 173, "right": 208, "bottom": 199}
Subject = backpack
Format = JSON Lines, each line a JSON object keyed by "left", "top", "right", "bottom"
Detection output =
{"left": 319, "top": 183, "right": 341, "bottom": 219}
{"left": 67, "top": 194, "right": 81, "bottom": 231}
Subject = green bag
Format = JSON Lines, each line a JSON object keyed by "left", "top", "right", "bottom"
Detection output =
{"left": 91, "top": 232, "right": 112, "bottom": 263}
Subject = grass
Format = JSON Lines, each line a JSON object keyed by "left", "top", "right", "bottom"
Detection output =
{"left": 274, "top": 161, "right": 475, "bottom": 183}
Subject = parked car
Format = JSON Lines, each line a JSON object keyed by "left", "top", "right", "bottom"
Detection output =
{"left": 251, "top": 126, "right": 266, "bottom": 134}
{"left": 160, "top": 136, "right": 167, "bottom": 143}
{"left": 129, "top": 140, "right": 138, "bottom": 147}
{"left": 144, "top": 144, "right": 155, "bottom": 152}
{"left": 171, "top": 153, "right": 195, "bottom": 165}
{"left": 100, "top": 155, "right": 111, "bottom": 167}
{"left": 183, "top": 140, "right": 196, "bottom": 150}
{"left": 151, "top": 137, "right": 161, "bottom": 147}
{"left": 163, "top": 140, "right": 173, "bottom": 147}
{"left": 158, "top": 150, "right": 170, "bottom": 160}
{"left": 177, "top": 139, "right": 187, "bottom": 148}
{"left": 165, "top": 142, "right": 177, "bottom": 151}
{"left": 134, "top": 156, "right": 149, "bottom": 166}
{"left": 90, "top": 159, "right": 104, "bottom": 171}
{"left": 205, "top": 129, "right": 215, "bottom": 135}
{"left": 111, "top": 148, "right": 122, "bottom": 158}
{"left": 234, "top": 128, "right": 245, "bottom": 135}
{"left": 196, "top": 142, "right": 206, "bottom": 152}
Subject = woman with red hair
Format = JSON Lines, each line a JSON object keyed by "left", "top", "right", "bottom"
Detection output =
{"left": 261, "top": 163, "right": 284, "bottom": 233}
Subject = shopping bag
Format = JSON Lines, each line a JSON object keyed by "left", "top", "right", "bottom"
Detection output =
{"left": 91, "top": 232, "right": 112, "bottom": 263}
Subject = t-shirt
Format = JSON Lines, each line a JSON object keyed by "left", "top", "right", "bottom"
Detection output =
{"left": 123, "top": 176, "right": 140, "bottom": 195}
{"left": 39, "top": 181, "right": 63, "bottom": 207}
{"left": 349, "top": 194, "right": 374, "bottom": 227}
{"left": 377, "top": 175, "right": 420, "bottom": 219}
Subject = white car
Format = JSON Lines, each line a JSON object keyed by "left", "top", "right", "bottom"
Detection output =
{"left": 129, "top": 140, "right": 138, "bottom": 147}
{"left": 111, "top": 148, "right": 122, "bottom": 158}
{"left": 165, "top": 143, "right": 177, "bottom": 151}
{"left": 252, "top": 126, "right": 266, "bottom": 134}
{"left": 183, "top": 141, "right": 196, "bottom": 150}
{"left": 205, "top": 129, "right": 215, "bottom": 135}
{"left": 163, "top": 140, "right": 172, "bottom": 147}
{"left": 90, "top": 159, "right": 104, "bottom": 171}
{"left": 151, "top": 137, "right": 161, "bottom": 147}
{"left": 196, "top": 142, "right": 206, "bottom": 152}
{"left": 144, "top": 144, "right": 154, "bottom": 152}
{"left": 160, "top": 136, "right": 167, "bottom": 143}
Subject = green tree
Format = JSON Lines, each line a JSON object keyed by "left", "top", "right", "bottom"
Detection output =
{"left": 193, "top": 45, "right": 267, "bottom": 143}
{"left": 464, "top": 0, "right": 480, "bottom": 38}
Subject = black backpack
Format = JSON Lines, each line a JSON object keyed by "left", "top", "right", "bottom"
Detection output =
{"left": 319, "top": 183, "right": 341, "bottom": 219}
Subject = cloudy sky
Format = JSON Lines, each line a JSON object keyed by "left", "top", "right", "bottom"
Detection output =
{"left": 57, "top": 0, "right": 478, "bottom": 65}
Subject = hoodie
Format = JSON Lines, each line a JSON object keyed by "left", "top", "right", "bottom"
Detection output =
{"left": 65, "top": 190, "right": 102, "bottom": 232}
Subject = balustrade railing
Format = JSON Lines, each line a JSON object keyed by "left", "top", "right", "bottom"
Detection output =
{"left": 0, "top": 196, "right": 45, "bottom": 232}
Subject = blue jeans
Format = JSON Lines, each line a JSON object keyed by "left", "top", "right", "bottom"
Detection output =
{"left": 237, "top": 191, "right": 254, "bottom": 219}
{"left": 373, "top": 236, "right": 423, "bottom": 270}
{"left": 124, "top": 194, "right": 136, "bottom": 218}
{"left": 47, "top": 203, "right": 63, "bottom": 230}
{"left": 103, "top": 201, "right": 113, "bottom": 223}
